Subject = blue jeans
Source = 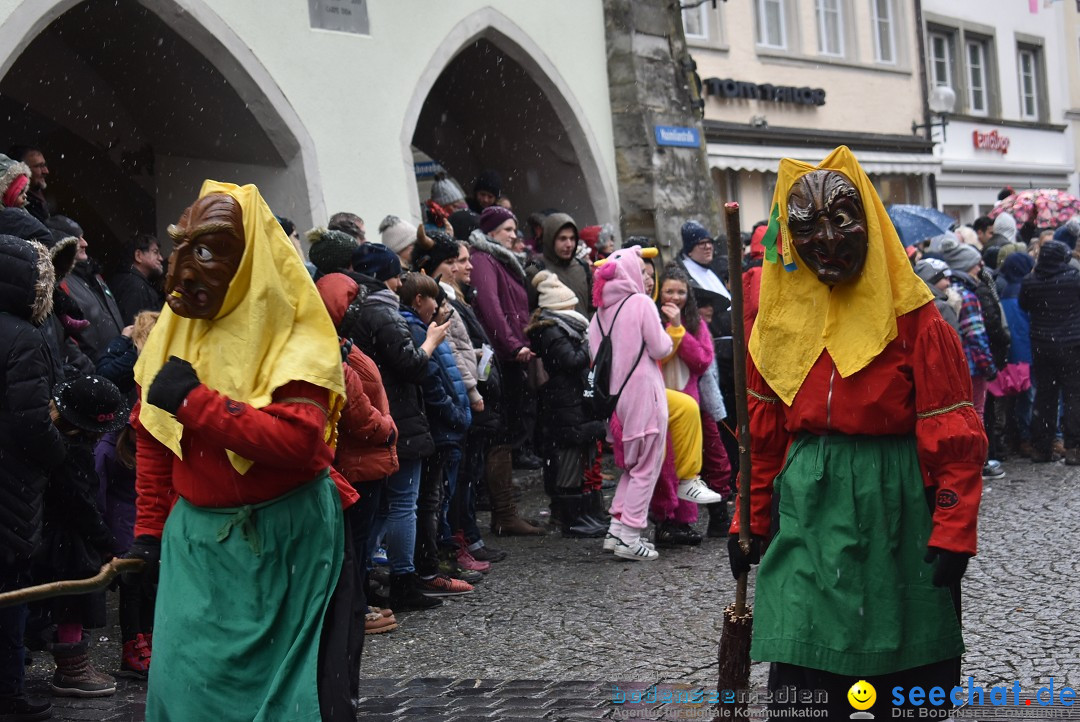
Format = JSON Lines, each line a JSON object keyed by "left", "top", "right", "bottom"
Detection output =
{"left": 374, "top": 459, "right": 422, "bottom": 575}
{"left": 438, "top": 446, "right": 463, "bottom": 545}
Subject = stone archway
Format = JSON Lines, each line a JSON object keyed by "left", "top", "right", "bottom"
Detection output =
{"left": 402, "top": 8, "right": 618, "bottom": 230}
{"left": 0, "top": 0, "right": 318, "bottom": 269}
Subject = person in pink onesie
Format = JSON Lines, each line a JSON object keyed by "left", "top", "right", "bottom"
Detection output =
{"left": 589, "top": 246, "right": 672, "bottom": 561}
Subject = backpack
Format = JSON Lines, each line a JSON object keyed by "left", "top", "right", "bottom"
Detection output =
{"left": 584, "top": 295, "right": 645, "bottom": 421}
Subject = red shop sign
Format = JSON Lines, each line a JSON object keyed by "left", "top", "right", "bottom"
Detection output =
{"left": 972, "top": 129, "right": 1010, "bottom": 155}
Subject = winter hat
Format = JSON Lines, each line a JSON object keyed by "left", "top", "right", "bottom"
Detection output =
{"left": 414, "top": 229, "right": 460, "bottom": 277}
{"left": 430, "top": 172, "right": 466, "bottom": 207}
{"left": 1052, "top": 217, "right": 1080, "bottom": 250}
{"left": 680, "top": 220, "right": 713, "bottom": 256}
{"left": 0, "top": 154, "right": 30, "bottom": 208}
{"left": 532, "top": 269, "right": 578, "bottom": 311}
{"left": 478, "top": 206, "right": 516, "bottom": 235}
{"left": 379, "top": 215, "right": 417, "bottom": 255}
{"left": 992, "top": 212, "right": 1017, "bottom": 243}
{"left": 914, "top": 258, "right": 949, "bottom": 286}
{"left": 53, "top": 374, "right": 129, "bottom": 434}
{"left": 472, "top": 170, "right": 502, "bottom": 198}
{"left": 939, "top": 237, "right": 983, "bottom": 272}
{"left": 352, "top": 242, "right": 402, "bottom": 282}
{"left": 46, "top": 215, "right": 83, "bottom": 239}
{"left": 449, "top": 209, "right": 480, "bottom": 241}
{"left": 306, "top": 227, "right": 357, "bottom": 274}
{"left": 999, "top": 252, "right": 1034, "bottom": 285}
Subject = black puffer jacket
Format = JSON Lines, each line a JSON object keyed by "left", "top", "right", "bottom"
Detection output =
{"left": 1020, "top": 240, "right": 1080, "bottom": 348}
{"left": 525, "top": 309, "right": 606, "bottom": 447}
{"left": 350, "top": 276, "right": 434, "bottom": 461}
{"left": 107, "top": 267, "right": 164, "bottom": 326}
{"left": 0, "top": 235, "right": 67, "bottom": 565}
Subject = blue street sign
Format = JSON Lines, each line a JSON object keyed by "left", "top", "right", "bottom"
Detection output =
{"left": 654, "top": 125, "right": 701, "bottom": 148}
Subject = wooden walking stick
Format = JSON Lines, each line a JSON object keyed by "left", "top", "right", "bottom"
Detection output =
{"left": 0, "top": 558, "right": 145, "bottom": 608}
{"left": 716, "top": 202, "right": 753, "bottom": 719}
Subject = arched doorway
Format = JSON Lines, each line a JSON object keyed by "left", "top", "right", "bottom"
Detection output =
{"left": 0, "top": 0, "right": 315, "bottom": 271}
{"left": 406, "top": 11, "right": 617, "bottom": 232}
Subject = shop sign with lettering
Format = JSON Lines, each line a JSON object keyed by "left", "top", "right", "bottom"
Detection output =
{"left": 703, "top": 78, "right": 826, "bottom": 106}
{"left": 972, "top": 129, "right": 1010, "bottom": 155}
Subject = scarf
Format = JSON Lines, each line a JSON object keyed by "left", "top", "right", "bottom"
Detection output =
{"left": 749, "top": 146, "right": 932, "bottom": 405}
{"left": 135, "top": 181, "right": 345, "bottom": 473}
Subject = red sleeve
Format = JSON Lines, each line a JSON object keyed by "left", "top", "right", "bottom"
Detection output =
{"left": 346, "top": 351, "right": 397, "bottom": 445}
{"left": 914, "top": 309, "right": 986, "bottom": 555}
{"left": 132, "top": 398, "right": 177, "bottom": 539}
{"left": 329, "top": 466, "right": 359, "bottom": 509}
{"left": 730, "top": 352, "right": 791, "bottom": 537}
{"left": 175, "top": 381, "right": 333, "bottom": 470}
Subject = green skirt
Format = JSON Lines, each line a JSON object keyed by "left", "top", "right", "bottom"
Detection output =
{"left": 750, "top": 434, "right": 964, "bottom": 676}
{"left": 146, "top": 472, "right": 344, "bottom": 722}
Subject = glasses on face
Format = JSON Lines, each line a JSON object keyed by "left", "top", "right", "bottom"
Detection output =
{"left": 29, "top": 162, "right": 47, "bottom": 170}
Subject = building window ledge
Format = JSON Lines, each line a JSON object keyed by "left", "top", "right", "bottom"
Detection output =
{"left": 754, "top": 47, "right": 911, "bottom": 75}
{"left": 948, "top": 113, "right": 1066, "bottom": 132}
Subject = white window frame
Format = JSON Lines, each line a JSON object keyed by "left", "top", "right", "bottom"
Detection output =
{"left": 966, "top": 39, "right": 988, "bottom": 115}
{"left": 871, "top": 0, "right": 896, "bottom": 64}
{"left": 928, "top": 31, "right": 953, "bottom": 90}
{"left": 815, "top": 0, "right": 844, "bottom": 57}
{"left": 1017, "top": 47, "right": 1038, "bottom": 120}
{"left": 682, "top": 4, "right": 709, "bottom": 41}
{"left": 755, "top": 0, "right": 787, "bottom": 50}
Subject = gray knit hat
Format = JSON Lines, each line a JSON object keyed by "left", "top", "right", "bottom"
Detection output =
{"left": 430, "top": 172, "right": 466, "bottom": 207}
{"left": 939, "top": 237, "right": 983, "bottom": 272}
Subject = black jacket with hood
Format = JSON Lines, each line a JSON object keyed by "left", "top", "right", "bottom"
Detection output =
{"left": 350, "top": 275, "right": 434, "bottom": 461}
{"left": 1020, "top": 240, "right": 1080, "bottom": 348}
{"left": 525, "top": 213, "right": 593, "bottom": 316}
{"left": 0, "top": 234, "right": 67, "bottom": 565}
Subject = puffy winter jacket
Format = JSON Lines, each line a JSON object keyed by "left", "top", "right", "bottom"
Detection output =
{"left": 525, "top": 309, "right": 604, "bottom": 446}
{"left": 0, "top": 235, "right": 67, "bottom": 565}
{"left": 401, "top": 307, "right": 471, "bottom": 449}
{"left": 449, "top": 286, "right": 502, "bottom": 436}
{"left": 349, "top": 276, "right": 434, "bottom": 460}
{"left": 1020, "top": 240, "right": 1080, "bottom": 348}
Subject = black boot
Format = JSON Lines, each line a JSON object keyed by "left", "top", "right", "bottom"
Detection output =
{"left": 582, "top": 488, "right": 611, "bottom": 528}
{"left": 552, "top": 495, "right": 606, "bottom": 538}
{"left": 706, "top": 501, "right": 730, "bottom": 538}
{"left": 0, "top": 694, "right": 51, "bottom": 722}
{"left": 388, "top": 573, "right": 442, "bottom": 611}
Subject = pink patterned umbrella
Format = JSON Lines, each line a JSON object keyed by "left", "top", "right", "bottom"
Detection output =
{"left": 989, "top": 189, "right": 1080, "bottom": 229}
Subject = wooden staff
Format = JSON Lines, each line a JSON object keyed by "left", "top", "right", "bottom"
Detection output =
{"left": 0, "top": 558, "right": 145, "bottom": 608}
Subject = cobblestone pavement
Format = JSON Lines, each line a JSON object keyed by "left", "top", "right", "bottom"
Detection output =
{"left": 24, "top": 457, "right": 1080, "bottom": 720}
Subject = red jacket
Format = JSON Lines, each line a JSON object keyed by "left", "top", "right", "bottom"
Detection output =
{"left": 732, "top": 303, "right": 985, "bottom": 555}
{"left": 337, "top": 344, "right": 399, "bottom": 484}
{"left": 134, "top": 380, "right": 354, "bottom": 539}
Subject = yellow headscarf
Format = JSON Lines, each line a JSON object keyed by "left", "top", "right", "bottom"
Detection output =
{"left": 135, "top": 180, "right": 345, "bottom": 473}
{"left": 748, "top": 146, "right": 932, "bottom": 405}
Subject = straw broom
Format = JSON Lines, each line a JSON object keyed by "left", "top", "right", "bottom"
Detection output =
{"left": 0, "top": 558, "right": 144, "bottom": 608}
{"left": 716, "top": 202, "right": 753, "bottom": 719}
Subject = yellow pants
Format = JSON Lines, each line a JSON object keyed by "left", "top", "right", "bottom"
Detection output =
{"left": 666, "top": 389, "right": 702, "bottom": 480}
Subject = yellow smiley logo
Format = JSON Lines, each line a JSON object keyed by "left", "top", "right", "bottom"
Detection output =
{"left": 847, "top": 680, "right": 876, "bottom": 711}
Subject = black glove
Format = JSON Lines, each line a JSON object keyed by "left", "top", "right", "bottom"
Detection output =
{"left": 147, "top": 356, "right": 201, "bottom": 414}
{"left": 123, "top": 535, "right": 161, "bottom": 585}
{"left": 923, "top": 547, "right": 970, "bottom": 587}
{"left": 727, "top": 534, "right": 765, "bottom": 580}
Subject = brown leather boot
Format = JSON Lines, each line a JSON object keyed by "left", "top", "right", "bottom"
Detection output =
{"left": 486, "top": 444, "right": 545, "bottom": 536}
{"left": 49, "top": 639, "right": 116, "bottom": 698}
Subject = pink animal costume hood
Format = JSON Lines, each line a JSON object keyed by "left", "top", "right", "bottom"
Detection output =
{"left": 588, "top": 246, "right": 672, "bottom": 444}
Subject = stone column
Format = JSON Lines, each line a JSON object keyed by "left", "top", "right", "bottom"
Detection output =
{"left": 604, "top": 0, "right": 720, "bottom": 259}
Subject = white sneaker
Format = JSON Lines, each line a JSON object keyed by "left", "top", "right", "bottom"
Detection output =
{"left": 614, "top": 537, "right": 660, "bottom": 561}
{"left": 677, "top": 477, "right": 726, "bottom": 504}
{"left": 604, "top": 533, "right": 655, "bottom": 552}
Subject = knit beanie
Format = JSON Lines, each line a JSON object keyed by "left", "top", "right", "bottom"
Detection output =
{"left": 532, "top": 269, "right": 578, "bottom": 311}
{"left": 305, "top": 227, "right": 356, "bottom": 274}
{"left": 352, "top": 242, "right": 402, "bottom": 282}
{"left": 379, "top": 215, "right": 417, "bottom": 255}
{"left": 939, "top": 237, "right": 983, "bottom": 272}
{"left": 0, "top": 154, "right": 30, "bottom": 208}
{"left": 449, "top": 209, "right": 480, "bottom": 241}
{"left": 430, "top": 172, "right": 466, "bottom": 207}
{"left": 478, "top": 206, "right": 516, "bottom": 235}
{"left": 680, "top": 220, "right": 713, "bottom": 256}
{"left": 1053, "top": 217, "right": 1080, "bottom": 250}
{"left": 914, "top": 258, "right": 949, "bottom": 286}
{"left": 473, "top": 170, "right": 502, "bottom": 198}
{"left": 415, "top": 230, "right": 460, "bottom": 277}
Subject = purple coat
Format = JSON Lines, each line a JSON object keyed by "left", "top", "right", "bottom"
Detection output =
{"left": 468, "top": 233, "right": 531, "bottom": 361}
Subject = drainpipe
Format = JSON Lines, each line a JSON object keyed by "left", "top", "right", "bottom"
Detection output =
{"left": 913, "top": 0, "right": 938, "bottom": 208}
